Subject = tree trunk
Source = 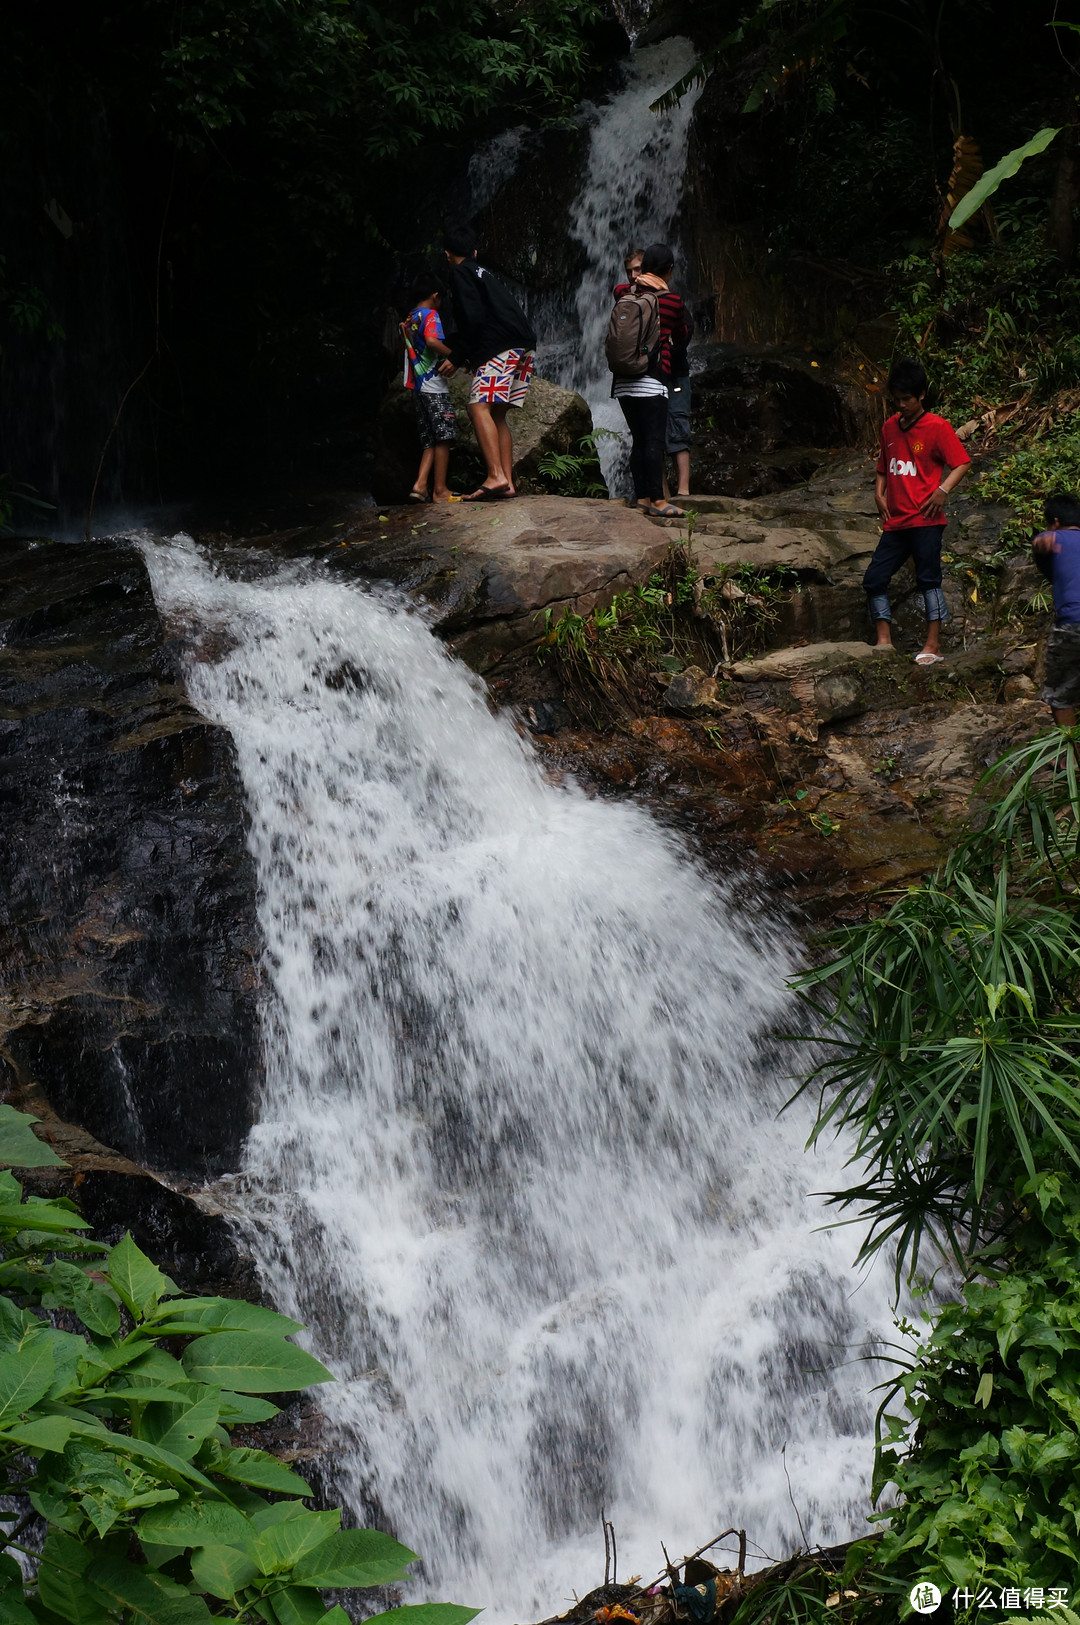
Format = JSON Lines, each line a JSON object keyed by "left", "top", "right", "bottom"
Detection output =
{"left": 1049, "top": 125, "right": 1079, "bottom": 269}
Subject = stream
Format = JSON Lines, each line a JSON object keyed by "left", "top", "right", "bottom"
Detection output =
{"left": 142, "top": 538, "right": 898, "bottom": 1623}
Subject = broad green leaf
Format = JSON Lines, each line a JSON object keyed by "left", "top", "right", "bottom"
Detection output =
{"left": 150, "top": 1297, "right": 303, "bottom": 1336}
{"left": 37, "top": 1532, "right": 110, "bottom": 1625}
{"left": 217, "top": 1390, "right": 281, "bottom": 1423}
{"left": 365, "top": 1608, "right": 482, "bottom": 1625}
{"left": 0, "top": 1202, "right": 91, "bottom": 1234}
{"left": 139, "top": 1497, "right": 255, "bottom": 1551}
{"left": 107, "top": 1234, "right": 178, "bottom": 1320}
{"left": 124, "top": 1347, "right": 189, "bottom": 1386}
{"left": 251, "top": 1509, "right": 340, "bottom": 1574}
{"left": 41, "top": 1262, "right": 121, "bottom": 1338}
{"left": 0, "top": 1105, "right": 67, "bottom": 1168}
{"left": 85, "top": 1556, "right": 215, "bottom": 1624}
{"left": 252, "top": 1500, "right": 308, "bottom": 1530}
{"left": 291, "top": 1528, "right": 418, "bottom": 1588}
{"left": 0, "top": 1297, "right": 36, "bottom": 1354}
{"left": 269, "top": 1587, "right": 328, "bottom": 1625}
{"left": 190, "top": 1542, "right": 260, "bottom": 1600}
{"left": 152, "top": 1396, "right": 222, "bottom": 1461}
{"left": 315, "top": 1611, "right": 352, "bottom": 1625}
{"left": 3, "top": 1415, "right": 80, "bottom": 1452}
{"left": 0, "top": 1341, "right": 54, "bottom": 1424}
{"left": 181, "top": 1332, "right": 332, "bottom": 1393}
{"left": 950, "top": 127, "right": 1061, "bottom": 229}
{"left": 211, "top": 1446, "right": 312, "bottom": 1496}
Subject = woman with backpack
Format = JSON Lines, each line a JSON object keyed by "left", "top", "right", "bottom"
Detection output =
{"left": 606, "top": 242, "right": 692, "bottom": 519}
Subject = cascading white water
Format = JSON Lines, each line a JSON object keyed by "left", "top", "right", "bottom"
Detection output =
{"left": 536, "top": 39, "right": 705, "bottom": 493}
{"left": 143, "top": 539, "right": 897, "bottom": 1622}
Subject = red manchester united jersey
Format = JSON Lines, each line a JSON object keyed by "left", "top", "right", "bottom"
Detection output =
{"left": 876, "top": 412, "right": 970, "bottom": 530}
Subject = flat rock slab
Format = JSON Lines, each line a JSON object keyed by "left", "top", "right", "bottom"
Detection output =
{"left": 334, "top": 495, "right": 671, "bottom": 670}
{"left": 731, "top": 640, "right": 899, "bottom": 681}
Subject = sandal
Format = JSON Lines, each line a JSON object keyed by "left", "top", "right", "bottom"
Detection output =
{"left": 643, "top": 503, "right": 685, "bottom": 519}
{"left": 914, "top": 651, "right": 945, "bottom": 665}
{"left": 461, "top": 483, "right": 512, "bottom": 502}
{"left": 408, "top": 488, "right": 429, "bottom": 504}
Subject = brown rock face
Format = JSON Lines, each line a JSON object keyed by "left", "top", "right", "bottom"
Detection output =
{"left": 328, "top": 494, "right": 671, "bottom": 671}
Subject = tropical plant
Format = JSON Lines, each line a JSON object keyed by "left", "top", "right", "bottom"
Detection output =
{"left": 790, "top": 728, "right": 1080, "bottom": 1288}
{"left": 949, "top": 129, "right": 1062, "bottom": 233}
{"left": 0, "top": 1104, "right": 476, "bottom": 1625}
{"left": 873, "top": 1206, "right": 1080, "bottom": 1596}
{"left": 789, "top": 730, "right": 1080, "bottom": 1609}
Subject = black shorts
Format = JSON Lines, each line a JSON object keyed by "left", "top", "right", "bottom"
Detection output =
{"left": 665, "top": 377, "right": 691, "bottom": 453}
{"left": 1043, "top": 623, "right": 1080, "bottom": 710}
{"left": 414, "top": 390, "right": 457, "bottom": 449}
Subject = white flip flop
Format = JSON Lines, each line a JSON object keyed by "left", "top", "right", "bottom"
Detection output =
{"left": 914, "top": 652, "right": 945, "bottom": 665}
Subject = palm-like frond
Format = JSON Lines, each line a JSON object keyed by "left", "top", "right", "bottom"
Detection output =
{"left": 788, "top": 728, "right": 1080, "bottom": 1290}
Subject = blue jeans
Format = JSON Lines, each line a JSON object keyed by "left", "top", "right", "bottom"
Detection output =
{"left": 863, "top": 526, "right": 948, "bottom": 625}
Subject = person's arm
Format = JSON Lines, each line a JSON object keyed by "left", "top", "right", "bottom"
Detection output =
{"left": 1033, "top": 529, "right": 1060, "bottom": 578}
{"left": 875, "top": 470, "right": 891, "bottom": 526}
{"left": 919, "top": 461, "right": 969, "bottom": 519}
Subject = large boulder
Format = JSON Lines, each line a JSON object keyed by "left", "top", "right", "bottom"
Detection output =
{"left": 372, "top": 372, "right": 592, "bottom": 503}
{"left": 0, "top": 540, "right": 261, "bottom": 1178}
{"left": 688, "top": 346, "right": 876, "bottom": 498}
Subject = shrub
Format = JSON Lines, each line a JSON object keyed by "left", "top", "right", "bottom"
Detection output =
{"left": 0, "top": 1104, "right": 476, "bottom": 1625}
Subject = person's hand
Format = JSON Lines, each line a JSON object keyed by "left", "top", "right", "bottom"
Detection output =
{"left": 920, "top": 486, "right": 948, "bottom": 519}
{"left": 1033, "top": 529, "right": 1061, "bottom": 554}
{"left": 438, "top": 360, "right": 455, "bottom": 375}
{"left": 876, "top": 497, "right": 891, "bottom": 525}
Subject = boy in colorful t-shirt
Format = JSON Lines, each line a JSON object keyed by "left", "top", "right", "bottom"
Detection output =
{"left": 400, "top": 275, "right": 458, "bottom": 503}
{"left": 864, "top": 358, "right": 971, "bottom": 664}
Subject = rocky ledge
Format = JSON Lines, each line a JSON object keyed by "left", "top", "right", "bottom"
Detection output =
{"left": 257, "top": 454, "right": 1047, "bottom": 913}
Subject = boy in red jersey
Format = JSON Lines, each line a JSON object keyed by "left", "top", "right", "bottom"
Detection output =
{"left": 864, "top": 359, "right": 970, "bottom": 664}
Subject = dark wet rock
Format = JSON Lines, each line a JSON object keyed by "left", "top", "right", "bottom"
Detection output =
{"left": 688, "top": 348, "right": 872, "bottom": 497}
{"left": 665, "top": 665, "right": 720, "bottom": 710}
{"left": 0, "top": 539, "right": 261, "bottom": 1178}
{"left": 525, "top": 698, "right": 574, "bottom": 735}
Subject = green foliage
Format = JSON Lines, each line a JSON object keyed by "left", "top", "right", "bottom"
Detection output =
{"left": 539, "top": 547, "right": 793, "bottom": 719}
{"left": 874, "top": 1183, "right": 1080, "bottom": 1592}
{"left": 791, "top": 728, "right": 1080, "bottom": 1289}
{"left": 0, "top": 1110, "right": 479, "bottom": 1625}
{"left": 949, "top": 129, "right": 1062, "bottom": 231}
{"left": 974, "top": 426, "right": 1080, "bottom": 549}
{"left": 536, "top": 431, "right": 614, "bottom": 499}
{"left": 790, "top": 729, "right": 1080, "bottom": 1603}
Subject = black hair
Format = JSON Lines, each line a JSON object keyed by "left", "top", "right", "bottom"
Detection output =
{"left": 1045, "top": 491, "right": 1080, "bottom": 528}
{"left": 405, "top": 271, "right": 445, "bottom": 311}
{"left": 640, "top": 242, "right": 675, "bottom": 277}
{"left": 443, "top": 225, "right": 477, "bottom": 258}
{"left": 887, "top": 358, "right": 929, "bottom": 399}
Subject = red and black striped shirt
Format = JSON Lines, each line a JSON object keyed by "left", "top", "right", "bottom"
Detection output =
{"left": 613, "top": 283, "right": 693, "bottom": 377}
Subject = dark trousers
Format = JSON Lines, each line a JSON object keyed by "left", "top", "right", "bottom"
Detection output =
{"left": 863, "top": 525, "right": 948, "bottom": 624}
{"left": 618, "top": 394, "right": 668, "bottom": 501}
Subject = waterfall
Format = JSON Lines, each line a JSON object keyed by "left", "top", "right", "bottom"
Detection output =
{"left": 142, "top": 538, "right": 897, "bottom": 1624}
{"left": 536, "top": 39, "right": 705, "bottom": 494}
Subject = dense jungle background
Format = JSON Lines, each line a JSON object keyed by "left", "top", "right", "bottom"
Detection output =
{"left": 3, "top": 0, "right": 1078, "bottom": 530}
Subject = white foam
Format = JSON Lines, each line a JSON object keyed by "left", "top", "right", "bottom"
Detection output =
{"left": 143, "top": 538, "right": 895, "bottom": 1623}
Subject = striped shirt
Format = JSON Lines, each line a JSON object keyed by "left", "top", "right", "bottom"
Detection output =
{"left": 613, "top": 283, "right": 693, "bottom": 377}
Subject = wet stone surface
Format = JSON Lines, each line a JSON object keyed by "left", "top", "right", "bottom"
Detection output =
{"left": 0, "top": 538, "right": 261, "bottom": 1178}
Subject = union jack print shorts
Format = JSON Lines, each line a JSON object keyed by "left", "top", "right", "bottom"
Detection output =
{"left": 468, "top": 348, "right": 535, "bottom": 409}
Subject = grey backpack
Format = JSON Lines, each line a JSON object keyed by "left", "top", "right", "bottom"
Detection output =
{"left": 605, "top": 288, "right": 661, "bottom": 378}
